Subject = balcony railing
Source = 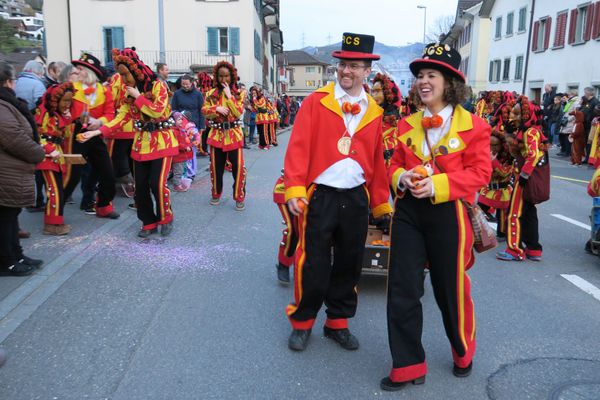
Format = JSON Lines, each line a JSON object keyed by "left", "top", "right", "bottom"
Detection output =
{"left": 86, "top": 50, "right": 236, "bottom": 73}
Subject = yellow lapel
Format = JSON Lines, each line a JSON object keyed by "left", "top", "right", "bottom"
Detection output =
{"left": 356, "top": 94, "right": 383, "bottom": 133}
{"left": 400, "top": 111, "right": 427, "bottom": 160}
{"left": 317, "top": 82, "right": 342, "bottom": 118}
{"left": 71, "top": 82, "right": 105, "bottom": 108}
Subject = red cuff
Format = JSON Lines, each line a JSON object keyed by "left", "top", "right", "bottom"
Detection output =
{"left": 134, "top": 95, "right": 150, "bottom": 109}
{"left": 324, "top": 318, "right": 348, "bottom": 330}
{"left": 99, "top": 125, "right": 111, "bottom": 138}
{"left": 95, "top": 203, "right": 114, "bottom": 217}
{"left": 389, "top": 362, "right": 427, "bottom": 383}
{"left": 288, "top": 317, "right": 314, "bottom": 330}
{"left": 43, "top": 143, "right": 56, "bottom": 153}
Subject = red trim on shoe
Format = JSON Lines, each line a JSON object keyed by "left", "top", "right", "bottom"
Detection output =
{"left": 96, "top": 203, "right": 114, "bottom": 217}
{"left": 289, "top": 317, "right": 314, "bottom": 330}
{"left": 389, "top": 362, "right": 427, "bottom": 383}
{"left": 504, "top": 248, "right": 523, "bottom": 259}
{"left": 142, "top": 222, "right": 158, "bottom": 230}
{"left": 44, "top": 215, "right": 64, "bottom": 225}
{"left": 525, "top": 249, "right": 542, "bottom": 257}
{"left": 324, "top": 318, "right": 348, "bottom": 330}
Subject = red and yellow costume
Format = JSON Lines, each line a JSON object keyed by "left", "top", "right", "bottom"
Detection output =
{"left": 202, "top": 84, "right": 246, "bottom": 202}
{"left": 35, "top": 84, "right": 76, "bottom": 227}
{"left": 273, "top": 173, "right": 298, "bottom": 270}
{"left": 267, "top": 98, "right": 279, "bottom": 146}
{"left": 284, "top": 82, "right": 392, "bottom": 330}
{"left": 253, "top": 94, "right": 271, "bottom": 148}
{"left": 101, "top": 48, "right": 178, "bottom": 230}
{"left": 588, "top": 118, "right": 600, "bottom": 167}
{"left": 386, "top": 105, "right": 491, "bottom": 382}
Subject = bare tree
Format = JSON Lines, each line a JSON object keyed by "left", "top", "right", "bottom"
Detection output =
{"left": 425, "top": 15, "right": 455, "bottom": 43}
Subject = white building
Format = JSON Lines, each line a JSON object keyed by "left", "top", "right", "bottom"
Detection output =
{"left": 485, "top": 0, "right": 531, "bottom": 94}
{"left": 525, "top": 0, "right": 600, "bottom": 102}
{"left": 43, "top": 0, "right": 283, "bottom": 92}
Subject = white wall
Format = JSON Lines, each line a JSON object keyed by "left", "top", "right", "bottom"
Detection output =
{"left": 486, "top": 0, "right": 531, "bottom": 93}
{"left": 43, "top": 0, "right": 70, "bottom": 63}
{"left": 527, "top": 0, "right": 600, "bottom": 96}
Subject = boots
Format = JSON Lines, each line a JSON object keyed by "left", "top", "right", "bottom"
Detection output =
{"left": 43, "top": 224, "right": 71, "bottom": 236}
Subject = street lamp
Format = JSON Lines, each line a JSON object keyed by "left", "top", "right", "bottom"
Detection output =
{"left": 417, "top": 5, "right": 427, "bottom": 44}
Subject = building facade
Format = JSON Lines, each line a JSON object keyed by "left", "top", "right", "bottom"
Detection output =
{"left": 43, "top": 0, "right": 283, "bottom": 92}
{"left": 282, "top": 50, "right": 330, "bottom": 97}
{"left": 526, "top": 0, "right": 600, "bottom": 101}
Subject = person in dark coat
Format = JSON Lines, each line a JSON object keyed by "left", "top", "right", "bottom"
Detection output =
{"left": 0, "top": 62, "right": 46, "bottom": 276}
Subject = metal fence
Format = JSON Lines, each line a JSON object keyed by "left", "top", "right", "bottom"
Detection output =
{"left": 86, "top": 50, "right": 236, "bottom": 72}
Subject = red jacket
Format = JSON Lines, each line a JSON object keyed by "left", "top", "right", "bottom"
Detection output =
{"left": 283, "top": 83, "right": 393, "bottom": 218}
{"left": 388, "top": 105, "right": 492, "bottom": 204}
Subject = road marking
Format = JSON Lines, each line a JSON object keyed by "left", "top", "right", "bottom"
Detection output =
{"left": 551, "top": 214, "right": 590, "bottom": 230}
{"left": 552, "top": 175, "right": 589, "bottom": 184}
{"left": 561, "top": 274, "right": 600, "bottom": 302}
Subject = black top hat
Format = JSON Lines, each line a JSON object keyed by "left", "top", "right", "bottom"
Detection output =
{"left": 409, "top": 43, "right": 465, "bottom": 83}
{"left": 72, "top": 52, "right": 107, "bottom": 82}
{"left": 331, "top": 32, "right": 380, "bottom": 60}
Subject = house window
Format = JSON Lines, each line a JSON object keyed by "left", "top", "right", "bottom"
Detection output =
{"left": 537, "top": 18, "right": 547, "bottom": 50}
{"left": 571, "top": 4, "right": 594, "bottom": 43}
{"left": 495, "top": 16, "right": 502, "bottom": 39}
{"left": 507, "top": 12, "right": 514, "bottom": 35}
{"left": 305, "top": 66, "right": 315, "bottom": 73}
{"left": 463, "top": 56, "right": 469, "bottom": 77}
{"left": 502, "top": 58, "right": 511, "bottom": 81}
{"left": 488, "top": 61, "right": 493, "bottom": 82}
{"left": 518, "top": 7, "right": 527, "bottom": 32}
{"left": 254, "top": 30, "right": 262, "bottom": 61}
{"left": 103, "top": 27, "right": 124, "bottom": 64}
{"left": 207, "top": 27, "right": 240, "bottom": 55}
{"left": 515, "top": 55, "right": 524, "bottom": 80}
{"left": 489, "top": 59, "right": 502, "bottom": 83}
{"left": 553, "top": 11, "right": 568, "bottom": 48}
{"left": 306, "top": 80, "right": 316, "bottom": 87}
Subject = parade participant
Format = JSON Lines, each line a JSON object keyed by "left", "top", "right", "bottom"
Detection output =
{"left": 273, "top": 169, "right": 297, "bottom": 284}
{"left": 83, "top": 48, "right": 178, "bottom": 237}
{"left": 587, "top": 106, "right": 600, "bottom": 166}
{"left": 196, "top": 72, "right": 213, "bottom": 156}
{"left": 106, "top": 70, "right": 135, "bottom": 198}
{"left": 478, "top": 130, "right": 513, "bottom": 240}
{"left": 569, "top": 108, "right": 586, "bottom": 165}
{"left": 267, "top": 96, "right": 279, "bottom": 146}
{"left": 202, "top": 61, "right": 247, "bottom": 210}
{"left": 474, "top": 91, "right": 488, "bottom": 118}
{"left": 252, "top": 88, "right": 271, "bottom": 149}
{"left": 496, "top": 97, "right": 549, "bottom": 262}
{"left": 371, "top": 73, "right": 401, "bottom": 167}
{"left": 283, "top": 32, "right": 392, "bottom": 351}
{"left": 382, "top": 43, "right": 491, "bottom": 391}
{"left": 36, "top": 82, "right": 77, "bottom": 235}
{"left": 67, "top": 53, "right": 119, "bottom": 219}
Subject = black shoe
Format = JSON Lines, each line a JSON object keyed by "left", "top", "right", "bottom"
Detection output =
{"left": 82, "top": 206, "right": 96, "bottom": 215}
{"left": 19, "top": 255, "right": 43, "bottom": 268}
{"left": 2, "top": 262, "right": 34, "bottom": 276}
{"left": 128, "top": 203, "right": 137, "bottom": 210}
{"left": 160, "top": 222, "right": 173, "bottom": 237}
{"left": 323, "top": 326, "right": 359, "bottom": 350}
{"left": 65, "top": 196, "right": 75, "bottom": 205}
{"left": 453, "top": 362, "right": 473, "bottom": 378}
{"left": 380, "top": 376, "right": 426, "bottom": 391}
{"left": 138, "top": 228, "right": 158, "bottom": 238}
{"left": 276, "top": 263, "right": 290, "bottom": 284}
{"left": 288, "top": 329, "right": 311, "bottom": 351}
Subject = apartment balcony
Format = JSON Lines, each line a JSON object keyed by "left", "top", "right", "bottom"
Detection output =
{"left": 88, "top": 50, "right": 236, "bottom": 73}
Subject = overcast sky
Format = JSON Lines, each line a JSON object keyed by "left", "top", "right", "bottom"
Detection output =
{"left": 280, "top": 0, "right": 459, "bottom": 49}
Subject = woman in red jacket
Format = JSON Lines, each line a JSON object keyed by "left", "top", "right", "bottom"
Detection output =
{"left": 382, "top": 44, "right": 491, "bottom": 391}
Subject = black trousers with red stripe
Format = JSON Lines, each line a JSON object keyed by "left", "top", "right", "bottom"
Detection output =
{"left": 257, "top": 124, "right": 270, "bottom": 148}
{"left": 287, "top": 184, "right": 368, "bottom": 330}
{"left": 210, "top": 147, "right": 246, "bottom": 202}
{"left": 108, "top": 138, "right": 134, "bottom": 180}
{"left": 41, "top": 170, "right": 65, "bottom": 225}
{"left": 133, "top": 157, "right": 173, "bottom": 229}
{"left": 277, "top": 203, "right": 298, "bottom": 268}
{"left": 387, "top": 194, "right": 476, "bottom": 383}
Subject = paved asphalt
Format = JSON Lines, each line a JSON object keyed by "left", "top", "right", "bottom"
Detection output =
{"left": 0, "top": 131, "right": 599, "bottom": 400}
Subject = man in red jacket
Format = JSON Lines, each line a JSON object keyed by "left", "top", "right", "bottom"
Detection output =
{"left": 283, "top": 32, "right": 393, "bottom": 351}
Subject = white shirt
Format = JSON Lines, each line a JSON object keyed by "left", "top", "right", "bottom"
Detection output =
{"left": 421, "top": 104, "right": 454, "bottom": 157}
{"left": 313, "top": 82, "right": 368, "bottom": 188}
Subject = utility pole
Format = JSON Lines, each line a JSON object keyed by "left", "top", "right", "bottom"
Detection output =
{"left": 522, "top": 0, "right": 536, "bottom": 95}
{"left": 301, "top": 32, "right": 306, "bottom": 48}
{"left": 417, "top": 5, "right": 427, "bottom": 44}
{"left": 158, "top": 0, "right": 166, "bottom": 63}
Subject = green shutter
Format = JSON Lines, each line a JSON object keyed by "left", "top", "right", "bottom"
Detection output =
{"left": 229, "top": 27, "right": 240, "bottom": 55}
{"left": 254, "top": 30, "right": 261, "bottom": 61}
{"left": 208, "top": 27, "right": 218, "bottom": 55}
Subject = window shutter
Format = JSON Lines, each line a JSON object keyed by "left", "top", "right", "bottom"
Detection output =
{"left": 489, "top": 61, "right": 493, "bottom": 82}
{"left": 593, "top": 2, "right": 600, "bottom": 39}
{"left": 207, "top": 27, "right": 218, "bottom": 55}
{"left": 532, "top": 21, "right": 540, "bottom": 51}
{"left": 544, "top": 17, "right": 552, "bottom": 49}
{"left": 584, "top": 5, "right": 594, "bottom": 41}
{"left": 229, "top": 27, "right": 240, "bottom": 55}
{"left": 555, "top": 13, "right": 567, "bottom": 46}
{"left": 568, "top": 9, "right": 578, "bottom": 44}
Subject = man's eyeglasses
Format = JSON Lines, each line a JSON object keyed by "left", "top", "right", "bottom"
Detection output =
{"left": 336, "top": 62, "right": 368, "bottom": 72}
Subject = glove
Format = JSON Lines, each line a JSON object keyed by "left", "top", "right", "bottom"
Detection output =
{"left": 375, "top": 214, "right": 392, "bottom": 235}
{"left": 518, "top": 175, "right": 528, "bottom": 187}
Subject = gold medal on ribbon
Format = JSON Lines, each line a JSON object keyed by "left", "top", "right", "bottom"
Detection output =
{"left": 337, "top": 136, "right": 351, "bottom": 155}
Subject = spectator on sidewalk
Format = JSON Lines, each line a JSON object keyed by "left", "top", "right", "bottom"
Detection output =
{"left": 558, "top": 90, "right": 580, "bottom": 157}
{"left": 581, "top": 87, "right": 599, "bottom": 162}
{"left": 547, "top": 95, "right": 562, "bottom": 146}
{"left": 15, "top": 60, "right": 46, "bottom": 111}
{"left": 0, "top": 62, "right": 45, "bottom": 276}
{"left": 156, "top": 63, "right": 169, "bottom": 83}
{"left": 44, "top": 61, "right": 66, "bottom": 88}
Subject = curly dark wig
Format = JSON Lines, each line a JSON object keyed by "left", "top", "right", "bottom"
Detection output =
{"left": 212, "top": 61, "right": 239, "bottom": 92}
{"left": 44, "top": 82, "right": 75, "bottom": 116}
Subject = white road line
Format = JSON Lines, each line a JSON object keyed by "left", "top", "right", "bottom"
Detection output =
{"left": 551, "top": 214, "right": 590, "bottom": 230}
{"left": 561, "top": 274, "right": 600, "bottom": 302}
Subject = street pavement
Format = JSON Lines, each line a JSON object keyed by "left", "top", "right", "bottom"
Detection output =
{"left": 0, "top": 131, "right": 600, "bottom": 400}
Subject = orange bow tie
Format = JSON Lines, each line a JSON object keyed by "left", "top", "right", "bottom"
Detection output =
{"left": 83, "top": 86, "right": 96, "bottom": 96}
{"left": 342, "top": 101, "right": 361, "bottom": 115}
{"left": 422, "top": 114, "right": 443, "bottom": 129}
